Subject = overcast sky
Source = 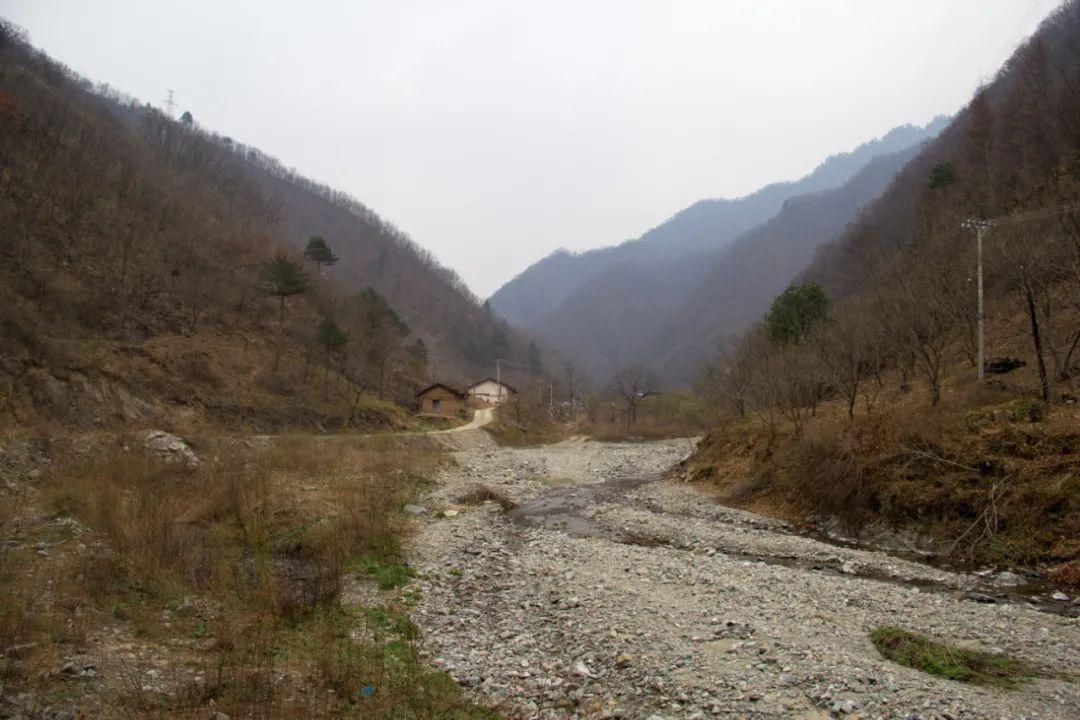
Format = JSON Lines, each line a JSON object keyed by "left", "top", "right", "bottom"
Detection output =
{"left": 1, "top": 1, "right": 1061, "bottom": 296}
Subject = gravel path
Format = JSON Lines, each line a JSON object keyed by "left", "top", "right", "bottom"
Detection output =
{"left": 408, "top": 431, "right": 1080, "bottom": 719}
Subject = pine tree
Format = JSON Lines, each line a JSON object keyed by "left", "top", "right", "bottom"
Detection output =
{"left": 317, "top": 317, "right": 348, "bottom": 397}
{"left": 764, "top": 282, "right": 829, "bottom": 345}
{"left": 304, "top": 236, "right": 339, "bottom": 276}
{"left": 259, "top": 254, "right": 311, "bottom": 320}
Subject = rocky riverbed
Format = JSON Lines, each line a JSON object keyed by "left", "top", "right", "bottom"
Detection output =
{"left": 407, "top": 431, "right": 1080, "bottom": 720}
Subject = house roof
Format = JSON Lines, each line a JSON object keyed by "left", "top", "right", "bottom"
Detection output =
{"left": 416, "top": 382, "right": 465, "bottom": 398}
{"left": 467, "top": 377, "right": 518, "bottom": 393}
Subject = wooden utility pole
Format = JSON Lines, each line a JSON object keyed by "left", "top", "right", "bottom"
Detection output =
{"left": 963, "top": 218, "right": 994, "bottom": 381}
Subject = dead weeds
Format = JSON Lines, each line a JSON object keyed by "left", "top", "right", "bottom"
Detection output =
{"left": 0, "top": 431, "right": 497, "bottom": 719}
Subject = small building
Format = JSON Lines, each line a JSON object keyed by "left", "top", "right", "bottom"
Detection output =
{"left": 466, "top": 378, "right": 517, "bottom": 407}
{"left": 416, "top": 383, "right": 466, "bottom": 416}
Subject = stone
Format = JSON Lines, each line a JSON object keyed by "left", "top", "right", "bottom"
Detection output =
{"left": 830, "top": 699, "right": 859, "bottom": 715}
{"left": 992, "top": 571, "right": 1024, "bottom": 587}
{"left": 1052, "top": 591, "right": 1070, "bottom": 602}
{"left": 965, "top": 592, "right": 997, "bottom": 604}
{"left": 404, "top": 504, "right": 428, "bottom": 515}
{"left": 572, "top": 660, "right": 592, "bottom": 677}
{"left": 143, "top": 430, "right": 199, "bottom": 468}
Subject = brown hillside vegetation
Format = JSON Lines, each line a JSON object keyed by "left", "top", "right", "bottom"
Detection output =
{"left": 687, "top": 366, "right": 1080, "bottom": 570}
{"left": 692, "top": 2, "right": 1080, "bottom": 572}
{"left": 0, "top": 21, "right": 543, "bottom": 430}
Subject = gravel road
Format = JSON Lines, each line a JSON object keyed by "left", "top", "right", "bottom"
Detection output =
{"left": 407, "top": 431, "right": 1080, "bottom": 720}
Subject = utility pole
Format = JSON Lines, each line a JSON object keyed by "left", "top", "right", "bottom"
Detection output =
{"left": 164, "top": 89, "right": 176, "bottom": 118}
{"left": 962, "top": 218, "right": 994, "bottom": 381}
{"left": 496, "top": 358, "right": 501, "bottom": 387}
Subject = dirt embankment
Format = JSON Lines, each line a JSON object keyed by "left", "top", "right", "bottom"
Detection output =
{"left": 681, "top": 397, "right": 1080, "bottom": 580}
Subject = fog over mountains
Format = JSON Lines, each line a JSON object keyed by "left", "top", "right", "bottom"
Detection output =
{"left": 489, "top": 116, "right": 948, "bottom": 385}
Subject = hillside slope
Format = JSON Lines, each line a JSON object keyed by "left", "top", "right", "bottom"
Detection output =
{"left": 0, "top": 23, "right": 540, "bottom": 429}
{"left": 228, "top": 151, "right": 549, "bottom": 382}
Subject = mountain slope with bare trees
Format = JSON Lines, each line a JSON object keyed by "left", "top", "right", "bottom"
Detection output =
{"left": 691, "top": 0, "right": 1080, "bottom": 572}
{"left": 0, "top": 22, "right": 543, "bottom": 429}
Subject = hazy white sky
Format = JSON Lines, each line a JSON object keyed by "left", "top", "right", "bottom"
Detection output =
{"left": 1, "top": 0, "right": 1060, "bottom": 296}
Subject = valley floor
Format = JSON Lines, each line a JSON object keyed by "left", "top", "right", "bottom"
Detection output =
{"left": 410, "top": 430, "right": 1080, "bottom": 719}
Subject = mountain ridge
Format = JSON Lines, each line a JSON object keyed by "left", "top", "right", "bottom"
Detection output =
{"left": 491, "top": 116, "right": 947, "bottom": 383}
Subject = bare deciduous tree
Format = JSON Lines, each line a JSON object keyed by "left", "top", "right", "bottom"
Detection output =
{"left": 609, "top": 365, "right": 658, "bottom": 427}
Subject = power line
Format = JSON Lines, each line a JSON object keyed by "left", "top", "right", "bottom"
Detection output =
{"left": 494, "top": 358, "right": 544, "bottom": 371}
{"left": 987, "top": 0, "right": 1054, "bottom": 77}
{"left": 986, "top": 202, "right": 1080, "bottom": 226}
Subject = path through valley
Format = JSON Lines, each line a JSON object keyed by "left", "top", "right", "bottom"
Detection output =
{"left": 406, "top": 428, "right": 1079, "bottom": 719}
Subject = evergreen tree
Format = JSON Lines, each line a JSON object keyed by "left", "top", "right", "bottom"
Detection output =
{"left": 304, "top": 235, "right": 339, "bottom": 275}
{"left": 317, "top": 317, "right": 348, "bottom": 396}
{"left": 764, "top": 282, "right": 829, "bottom": 345}
{"left": 928, "top": 162, "right": 955, "bottom": 189}
{"left": 259, "top": 253, "right": 311, "bottom": 320}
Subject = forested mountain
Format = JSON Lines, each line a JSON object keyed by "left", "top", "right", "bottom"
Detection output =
{"left": 650, "top": 144, "right": 930, "bottom": 383}
{"left": 492, "top": 118, "right": 946, "bottom": 384}
{"left": 0, "top": 22, "right": 542, "bottom": 428}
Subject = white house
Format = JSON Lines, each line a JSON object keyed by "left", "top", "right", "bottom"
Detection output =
{"left": 466, "top": 378, "right": 517, "bottom": 406}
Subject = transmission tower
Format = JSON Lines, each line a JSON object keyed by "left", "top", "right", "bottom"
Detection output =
{"left": 164, "top": 89, "right": 176, "bottom": 118}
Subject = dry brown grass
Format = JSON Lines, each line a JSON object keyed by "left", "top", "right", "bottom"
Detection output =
{"left": 620, "top": 529, "right": 672, "bottom": 547}
{"left": 686, "top": 374, "right": 1080, "bottom": 568}
{"left": 1048, "top": 560, "right": 1080, "bottom": 587}
{"left": 0, "top": 431, "right": 499, "bottom": 719}
{"left": 45, "top": 434, "right": 441, "bottom": 610}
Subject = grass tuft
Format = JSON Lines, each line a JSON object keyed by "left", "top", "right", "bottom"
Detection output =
{"left": 870, "top": 626, "right": 1035, "bottom": 689}
{"left": 350, "top": 554, "right": 416, "bottom": 590}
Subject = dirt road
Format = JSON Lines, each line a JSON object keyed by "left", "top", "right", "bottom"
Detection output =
{"left": 432, "top": 407, "right": 495, "bottom": 434}
{"left": 409, "top": 430, "right": 1080, "bottom": 719}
